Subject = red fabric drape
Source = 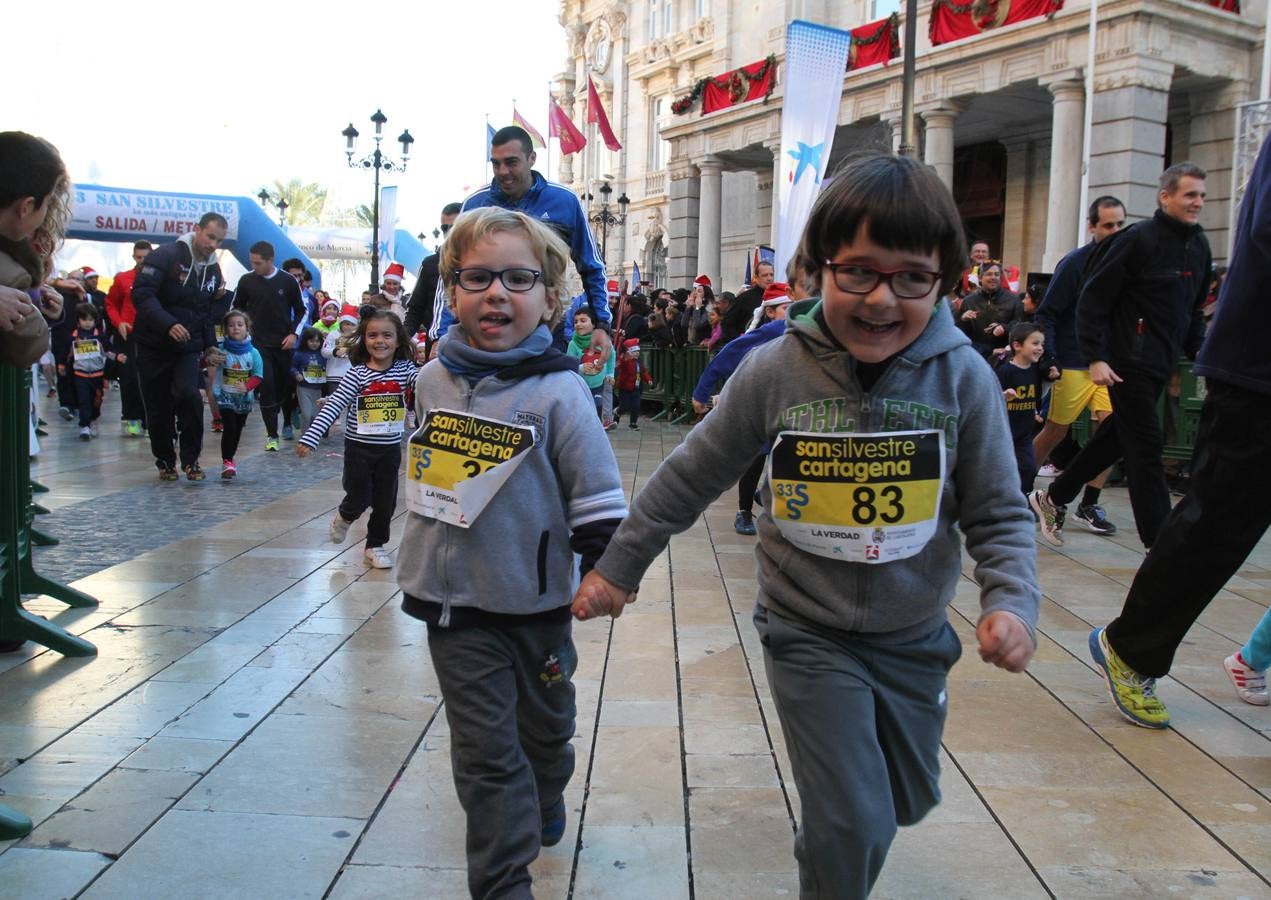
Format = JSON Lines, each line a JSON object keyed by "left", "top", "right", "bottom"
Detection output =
{"left": 929, "top": 0, "right": 1064, "bottom": 46}
{"left": 1204, "top": 0, "right": 1239, "bottom": 12}
{"left": 848, "top": 15, "right": 899, "bottom": 70}
{"left": 702, "top": 59, "right": 777, "bottom": 114}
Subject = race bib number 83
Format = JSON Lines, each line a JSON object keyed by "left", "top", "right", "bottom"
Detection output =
{"left": 768, "top": 429, "right": 946, "bottom": 564}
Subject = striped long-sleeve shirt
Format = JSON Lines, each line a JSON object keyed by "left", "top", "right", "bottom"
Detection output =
{"left": 299, "top": 360, "right": 418, "bottom": 448}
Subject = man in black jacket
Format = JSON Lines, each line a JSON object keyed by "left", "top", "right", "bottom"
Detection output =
{"left": 232, "top": 241, "right": 305, "bottom": 448}
{"left": 1087, "top": 142, "right": 1271, "bottom": 727}
{"left": 404, "top": 202, "right": 461, "bottom": 350}
{"left": 1030, "top": 163, "right": 1211, "bottom": 551}
{"left": 725, "top": 259, "right": 774, "bottom": 339}
{"left": 132, "top": 212, "right": 227, "bottom": 480}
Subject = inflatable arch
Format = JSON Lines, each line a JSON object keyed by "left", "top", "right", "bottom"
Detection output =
{"left": 68, "top": 185, "right": 430, "bottom": 289}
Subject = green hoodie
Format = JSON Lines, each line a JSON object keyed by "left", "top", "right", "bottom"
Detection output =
{"left": 595, "top": 298, "right": 1039, "bottom": 640}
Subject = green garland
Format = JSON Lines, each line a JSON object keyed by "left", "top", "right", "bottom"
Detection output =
{"left": 671, "top": 54, "right": 777, "bottom": 116}
{"left": 847, "top": 13, "right": 900, "bottom": 69}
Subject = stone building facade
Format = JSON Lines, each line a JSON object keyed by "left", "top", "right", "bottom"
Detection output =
{"left": 556, "top": 0, "right": 1263, "bottom": 292}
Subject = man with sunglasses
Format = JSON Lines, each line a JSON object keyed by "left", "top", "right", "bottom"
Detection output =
{"left": 404, "top": 202, "right": 461, "bottom": 342}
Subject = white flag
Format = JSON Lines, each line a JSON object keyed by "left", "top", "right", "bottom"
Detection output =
{"left": 774, "top": 21, "right": 853, "bottom": 281}
{"left": 379, "top": 185, "right": 398, "bottom": 265}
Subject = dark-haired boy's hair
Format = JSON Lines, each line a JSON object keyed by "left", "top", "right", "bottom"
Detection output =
{"left": 573, "top": 306, "right": 596, "bottom": 323}
{"left": 799, "top": 153, "right": 966, "bottom": 297}
{"left": 1087, "top": 195, "right": 1125, "bottom": 226}
{"left": 281, "top": 258, "right": 305, "bottom": 272}
{"left": 1009, "top": 321, "right": 1043, "bottom": 347}
{"left": 74, "top": 302, "right": 99, "bottom": 324}
{"left": 349, "top": 307, "right": 412, "bottom": 366}
{"left": 490, "top": 126, "right": 534, "bottom": 156}
{"left": 133, "top": 239, "right": 153, "bottom": 251}
{"left": 249, "top": 241, "right": 275, "bottom": 259}
{"left": 300, "top": 325, "right": 324, "bottom": 347}
{"left": 198, "top": 212, "right": 228, "bottom": 230}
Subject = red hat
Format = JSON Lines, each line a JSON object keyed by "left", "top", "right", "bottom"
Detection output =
{"left": 694, "top": 274, "right": 711, "bottom": 287}
{"left": 761, "top": 282, "right": 792, "bottom": 306}
{"left": 606, "top": 279, "right": 620, "bottom": 296}
{"left": 338, "top": 303, "right": 360, "bottom": 326}
{"left": 383, "top": 262, "right": 405, "bottom": 283}
{"left": 81, "top": 266, "right": 98, "bottom": 279}
{"left": 622, "top": 337, "right": 640, "bottom": 350}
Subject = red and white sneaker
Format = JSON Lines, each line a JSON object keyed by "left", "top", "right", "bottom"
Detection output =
{"left": 1223, "top": 652, "right": 1268, "bottom": 706}
{"left": 221, "top": 459, "right": 237, "bottom": 480}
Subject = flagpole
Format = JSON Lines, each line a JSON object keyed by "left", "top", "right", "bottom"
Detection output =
{"left": 545, "top": 83, "right": 552, "bottom": 184}
{"left": 484, "top": 112, "right": 490, "bottom": 188}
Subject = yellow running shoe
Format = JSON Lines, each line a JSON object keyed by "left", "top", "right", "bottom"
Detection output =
{"left": 1089, "top": 627, "right": 1170, "bottom": 729}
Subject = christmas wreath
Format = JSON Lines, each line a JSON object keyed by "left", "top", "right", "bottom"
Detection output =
{"left": 672, "top": 54, "right": 777, "bottom": 116}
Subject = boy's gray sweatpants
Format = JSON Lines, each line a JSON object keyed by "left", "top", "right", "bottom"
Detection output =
{"left": 754, "top": 605, "right": 962, "bottom": 900}
{"left": 427, "top": 617, "right": 577, "bottom": 900}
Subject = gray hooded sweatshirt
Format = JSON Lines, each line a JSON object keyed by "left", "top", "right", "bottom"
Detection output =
{"left": 596, "top": 298, "right": 1039, "bottom": 641}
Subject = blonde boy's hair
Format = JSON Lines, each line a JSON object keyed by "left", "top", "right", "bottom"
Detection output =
{"left": 440, "top": 208, "right": 571, "bottom": 330}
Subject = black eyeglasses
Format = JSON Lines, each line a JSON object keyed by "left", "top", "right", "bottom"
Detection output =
{"left": 823, "top": 262, "right": 940, "bottom": 299}
{"left": 453, "top": 267, "right": 543, "bottom": 292}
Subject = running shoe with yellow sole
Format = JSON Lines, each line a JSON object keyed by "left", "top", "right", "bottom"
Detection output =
{"left": 1088, "top": 627, "right": 1170, "bottom": 728}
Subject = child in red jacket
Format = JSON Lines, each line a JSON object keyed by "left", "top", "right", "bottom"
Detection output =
{"left": 615, "top": 338, "right": 652, "bottom": 430}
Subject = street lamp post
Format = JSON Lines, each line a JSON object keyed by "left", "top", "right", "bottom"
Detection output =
{"left": 342, "top": 109, "right": 414, "bottom": 292}
{"left": 584, "top": 181, "right": 629, "bottom": 268}
{"left": 256, "top": 188, "right": 289, "bottom": 227}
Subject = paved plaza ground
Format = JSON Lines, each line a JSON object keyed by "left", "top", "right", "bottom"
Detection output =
{"left": 0, "top": 388, "right": 1269, "bottom": 899}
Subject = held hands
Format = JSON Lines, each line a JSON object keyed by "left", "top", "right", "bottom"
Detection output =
{"left": 571, "top": 570, "right": 638, "bottom": 621}
{"left": 1088, "top": 361, "right": 1122, "bottom": 386}
{"left": 976, "top": 611, "right": 1034, "bottom": 673}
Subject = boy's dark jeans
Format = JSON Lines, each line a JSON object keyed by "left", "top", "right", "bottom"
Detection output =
{"left": 338, "top": 440, "right": 400, "bottom": 548}
{"left": 73, "top": 375, "right": 103, "bottom": 427}
{"left": 1048, "top": 375, "right": 1169, "bottom": 547}
{"left": 1107, "top": 380, "right": 1271, "bottom": 676}
{"left": 428, "top": 617, "right": 576, "bottom": 900}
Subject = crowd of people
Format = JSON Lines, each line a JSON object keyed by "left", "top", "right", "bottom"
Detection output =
{"left": 5, "top": 122, "right": 1271, "bottom": 900}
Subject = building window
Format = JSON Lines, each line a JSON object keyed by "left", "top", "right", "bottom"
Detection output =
{"left": 664, "top": 0, "right": 675, "bottom": 35}
{"left": 649, "top": 0, "right": 661, "bottom": 39}
{"left": 695, "top": 0, "right": 709, "bottom": 18}
{"left": 871, "top": 0, "right": 900, "bottom": 17}
{"left": 650, "top": 98, "right": 668, "bottom": 171}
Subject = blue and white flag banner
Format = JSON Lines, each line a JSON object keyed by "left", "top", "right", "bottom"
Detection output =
{"left": 774, "top": 20, "right": 853, "bottom": 280}
{"left": 379, "top": 185, "right": 398, "bottom": 264}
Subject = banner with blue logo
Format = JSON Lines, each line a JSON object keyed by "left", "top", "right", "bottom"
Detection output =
{"left": 774, "top": 21, "right": 853, "bottom": 280}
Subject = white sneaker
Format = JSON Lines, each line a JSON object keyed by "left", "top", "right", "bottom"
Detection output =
{"left": 89, "top": 422, "right": 99, "bottom": 437}
{"left": 78, "top": 426, "right": 91, "bottom": 441}
{"left": 330, "top": 515, "right": 351, "bottom": 544}
{"left": 1223, "top": 652, "right": 1269, "bottom": 706}
{"left": 364, "top": 547, "right": 393, "bottom": 569}
{"left": 1037, "top": 463, "right": 1062, "bottom": 478}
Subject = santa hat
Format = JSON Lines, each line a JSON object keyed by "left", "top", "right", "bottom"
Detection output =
{"left": 606, "top": 279, "right": 620, "bottom": 298}
{"left": 761, "top": 282, "right": 792, "bottom": 307}
{"left": 383, "top": 262, "right": 405, "bottom": 283}
{"left": 320, "top": 299, "right": 340, "bottom": 313}
{"left": 338, "top": 303, "right": 360, "bottom": 326}
{"left": 81, "top": 266, "right": 98, "bottom": 279}
{"left": 694, "top": 274, "right": 711, "bottom": 287}
{"left": 622, "top": 337, "right": 640, "bottom": 351}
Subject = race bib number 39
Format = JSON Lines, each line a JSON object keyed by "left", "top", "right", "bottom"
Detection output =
{"left": 405, "top": 409, "right": 536, "bottom": 528}
{"left": 355, "top": 391, "right": 406, "bottom": 435}
{"left": 768, "top": 429, "right": 946, "bottom": 564}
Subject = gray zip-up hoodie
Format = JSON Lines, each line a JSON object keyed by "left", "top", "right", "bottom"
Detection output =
{"left": 596, "top": 298, "right": 1039, "bottom": 640}
{"left": 397, "top": 352, "right": 628, "bottom": 625}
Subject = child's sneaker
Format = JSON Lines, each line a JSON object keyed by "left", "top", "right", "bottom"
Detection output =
{"left": 281, "top": 424, "right": 295, "bottom": 441}
{"left": 1037, "top": 463, "right": 1062, "bottom": 478}
{"left": 330, "top": 515, "right": 351, "bottom": 544}
{"left": 78, "top": 426, "right": 91, "bottom": 441}
{"left": 734, "top": 510, "right": 757, "bottom": 536}
{"left": 1028, "top": 489, "right": 1066, "bottom": 547}
{"left": 1073, "top": 503, "right": 1117, "bottom": 535}
{"left": 211, "top": 419, "right": 223, "bottom": 433}
{"left": 182, "top": 463, "right": 206, "bottom": 481}
{"left": 363, "top": 546, "right": 393, "bottom": 569}
{"left": 1223, "top": 652, "right": 1268, "bottom": 706}
{"left": 126, "top": 420, "right": 142, "bottom": 437}
{"left": 89, "top": 422, "right": 99, "bottom": 437}
{"left": 221, "top": 459, "right": 237, "bottom": 480}
{"left": 541, "top": 797, "right": 567, "bottom": 847}
{"left": 158, "top": 466, "right": 179, "bottom": 482}
{"left": 1088, "top": 627, "right": 1170, "bottom": 728}
{"left": 264, "top": 437, "right": 279, "bottom": 452}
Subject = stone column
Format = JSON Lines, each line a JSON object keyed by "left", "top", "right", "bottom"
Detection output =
{"left": 882, "top": 115, "right": 904, "bottom": 154}
{"left": 667, "top": 157, "right": 701, "bottom": 284}
{"left": 1186, "top": 80, "right": 1251, "bottom": 261}
{"left": 695, "top": 155, "right": 723, "bottom": 287}
{"left": 1042, "top": 79, "right": 1087, "bottom": 269}
{"left": 765, "top": 139, "right": 783, "bottom": 259}
{"left": 921, "top": 106, "right": 960, "bottom": 189}
{"left": 1089, "top": 58, "right": 1174, "bottom": 223}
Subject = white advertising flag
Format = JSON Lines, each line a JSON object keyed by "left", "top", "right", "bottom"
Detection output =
{"left": 774, "top": 20, "right": 853, "bottom": 280}
{"left": 379, "top": 185, "right": 398, "bottom": 265}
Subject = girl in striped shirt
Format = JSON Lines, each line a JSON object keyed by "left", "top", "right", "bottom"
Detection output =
{"left": 298, "top": 307, "right": 416, "bottom": 569}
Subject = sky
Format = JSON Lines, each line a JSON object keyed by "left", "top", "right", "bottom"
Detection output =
{"left": 10, "top": 0, "right": 568, "bottom": 285}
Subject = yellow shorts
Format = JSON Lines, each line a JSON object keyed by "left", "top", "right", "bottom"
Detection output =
{"left": 1047, "top": 369, "right": 1112, "bottom": 425}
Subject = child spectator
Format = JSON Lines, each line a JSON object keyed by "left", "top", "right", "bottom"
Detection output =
{"left": 572, "top": 153, "right": 1039, "bottom": 897}
{"left": 995, "top": 322, "right": 1057, "bottom": 495}
{"left": 567, "top": 307, "right": 614, "bottom": 418}
{"left": 322, "top": 305, "right": 359, "bottom": 396}
{"left": 208, "top": 309, "right": 264, "bottom": 479}
{"left": 65, "top": 302, "right": 113, "bottom": 440}
{"left": 297, "top": 308, "right": 416, "bottom": 569}
{"left": 615, "top": 337, "right": 652, "bottom": 429}
{"left": 314, "top": 298, "right": 341, "bottom": 335}
{"left": 290, "top": 326, "right": 326, "bottom": 432}
{"left": 701, "top": 305, "right": 724, "bottom": 349}
{"left": 397, "top": 207, "right": 625, "bottom": 899}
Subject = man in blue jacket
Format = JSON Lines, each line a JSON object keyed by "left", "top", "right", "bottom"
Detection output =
{"left": 1085, "top": 145, "right": 1269, "bottom": 730}
{"left": 429, "top": 126, "right": 611, "bottom": 345}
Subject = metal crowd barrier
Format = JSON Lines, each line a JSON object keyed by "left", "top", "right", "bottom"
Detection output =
{"left": 639, "top": 345, "right": 712, "bottom": 425}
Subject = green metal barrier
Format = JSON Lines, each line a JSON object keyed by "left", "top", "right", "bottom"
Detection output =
{"left": 670, "top": 347, "right": 711, "bottom": 424}
{"left": 636, "top": 345, "right": 715, "bottom": 423}
{"left": 0, "top": 365, "right": 97, "bottom": 658}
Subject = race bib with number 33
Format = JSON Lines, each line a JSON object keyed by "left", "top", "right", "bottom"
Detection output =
{"left": 767, "top": 429, "right": 946, "bottom": 564}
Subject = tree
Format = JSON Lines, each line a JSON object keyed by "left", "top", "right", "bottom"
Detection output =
{"left": 265, "top": 179, "right": 327, "bottom": 225}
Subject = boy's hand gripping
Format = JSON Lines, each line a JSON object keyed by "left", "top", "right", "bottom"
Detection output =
{"left": 571, "top": 570, "right": 638, "bottom": 621}
{"left": 976, "top": 611, "right": 1034, "bottom": 673}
